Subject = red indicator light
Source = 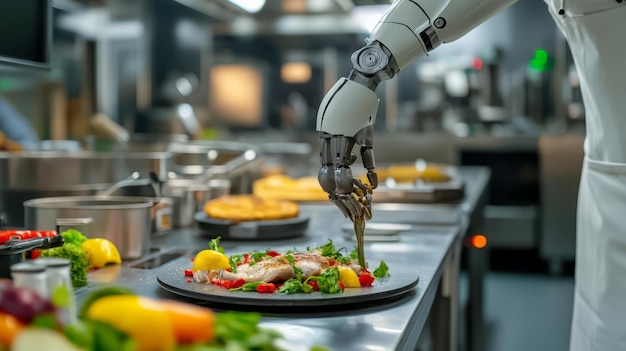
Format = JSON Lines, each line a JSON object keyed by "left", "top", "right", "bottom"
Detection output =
{"left": 471, "top": 57, "right": 484, "bottom": 71}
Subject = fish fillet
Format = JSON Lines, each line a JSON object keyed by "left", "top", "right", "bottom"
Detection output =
{"left": 194, "top": 252, "right": 362, "bottom": 284}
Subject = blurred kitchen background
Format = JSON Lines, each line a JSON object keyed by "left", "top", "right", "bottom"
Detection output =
{"left": 1, "top": 0, "right": 581, "bottom": 349}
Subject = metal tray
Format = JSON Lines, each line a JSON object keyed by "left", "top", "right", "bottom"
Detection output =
{"left": 194, "top": 212, "right": 309, "bottom": 240}
{"left": 157, "top": 257, "right": 419, "bottom": 309}
{"left": 372, "top": 180, "right": 465, "bottom": 203}
{"left": 370, "top": 163, "right": 465, "bottom": 203}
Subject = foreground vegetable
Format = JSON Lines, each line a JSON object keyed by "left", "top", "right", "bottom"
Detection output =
{"left": 82, "top": 238, "right": 122, "bottom": 268}
{"left": 87, "top": 295, "right": 178, "bottom": 351}
{"left": 0, "top": 312, "right": 24, "bottom": 346}
{"left": 12, "top": 328, "right": 83, "bottom": 351}
{"left": 1, "top": 282, "right": 329, "bottom": 351}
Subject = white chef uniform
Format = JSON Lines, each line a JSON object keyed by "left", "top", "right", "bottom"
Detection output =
{"left": 543, "top": 1, "right": 626, "bottom": 350}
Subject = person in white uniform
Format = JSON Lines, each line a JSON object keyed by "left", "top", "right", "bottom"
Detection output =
{"left": 545, "top": 1, "right": 626, "bottom": 350}
{"left": 314, "top": 0, "right": 626, "bottom": 350}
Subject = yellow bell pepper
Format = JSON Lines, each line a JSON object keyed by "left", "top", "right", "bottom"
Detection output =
{"left": 82, "top": 238, "right": 122, "bottom": 268}
{"left": 87, "top": 295, "right": 215, "bottom": 351}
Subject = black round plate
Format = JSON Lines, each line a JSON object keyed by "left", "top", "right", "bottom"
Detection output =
{"left": 156, "top": 258, "right": 419, "bottom": 309}
{"left": 193, "top": 212, "right": 309, "bottom": 240}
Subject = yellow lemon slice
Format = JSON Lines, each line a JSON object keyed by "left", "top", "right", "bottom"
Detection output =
{"left": 193, "top": 250, "right": 230, "bottom": 272}
{"left": 338, "top": 266, "right": 361, "bottom": 288}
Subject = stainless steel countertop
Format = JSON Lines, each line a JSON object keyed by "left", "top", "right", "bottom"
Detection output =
{"left": 75, "top": 167, "right": 490, "bottom": 351}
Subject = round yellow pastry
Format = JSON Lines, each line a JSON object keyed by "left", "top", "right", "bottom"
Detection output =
{"left": 253, "top": 174, "right": 327, "bottom": 201}
{"left": 203, "top": 194, "right": 299, "bottom": 221}
{"left": 375, "top": 164, "right": 450, "bottom": 183}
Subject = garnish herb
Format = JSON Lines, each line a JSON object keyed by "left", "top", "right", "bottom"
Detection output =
{"left": 230, "top": 282, "right": 264, "bottom": 292}
{"left": 314, "top": 240, "right": 352, "bottom": 265}
{"left": 208, "top": 237, "right": 224, "bottom": 254}
{"left": 373, "top": 261, "right": 390, "bottom": 278}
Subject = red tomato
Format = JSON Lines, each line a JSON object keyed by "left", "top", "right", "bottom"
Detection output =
{"left": 256, "top": 283, "right": 276, "bottom": 294}
{"left": 329, "top": 258, "right": 336, "bottom": 266}
{"left": 339, "top": 282, "right": 345, "bottom": 291}
{"left": 359, "top": 272, "right": 375, "bottom": 287}
{"left": 242, "top": 254, "right": 251, "bottom": 264}
{"left": 183, "top": 269, "right": 193, "bottom": 277}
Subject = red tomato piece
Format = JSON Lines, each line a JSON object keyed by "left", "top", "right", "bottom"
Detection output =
{"left": 307, "top": 280, "right": 319, "bottom": 291}
{"left": 339, "top": 282, "right": 345, "bottom": 291}
{"left": 329, "top": 258, "right": 336, "bottom": 266}
{"left": 359, "top": 272, "right": 375, "bottom": 287}
{"left": 183, "top": 269, "right": 193, "bottom": 277}
{"left": 30, "top": 249, "right": 42, "bottom": 259}
{"left": 266, "top": 250, "right": 280, "bottom": 257}
{"left": 186, "top": 279, "right": 193, "bottom": 283}
{"left": 256, "top": 283, "right": 276, "bottom": 294}
{"left": 243, "top": 254, "right": 251, "bottom": 264}
{"left": 230, "top": 278, "right": 246, "bottom": 289}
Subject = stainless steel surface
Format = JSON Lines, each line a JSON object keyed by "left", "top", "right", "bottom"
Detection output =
{"left": 79, "top": 212, "right": 460, "bottom": 351}
{"left": 23, "top": 196, "right": 154, "bottom": 259}
{"left": 71, "top": 167, "right": 490, "bottom": 351}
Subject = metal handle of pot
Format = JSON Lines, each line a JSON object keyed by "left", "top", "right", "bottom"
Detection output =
{"left": 97, "top": 172, "right": 141, "bottom": 196}
{"left": 56, "top": 218, "right": 94, "bottom": 237}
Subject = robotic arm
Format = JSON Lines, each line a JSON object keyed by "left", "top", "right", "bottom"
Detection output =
{"left": 317, "top": 0, "right": 517, "bottom": 221}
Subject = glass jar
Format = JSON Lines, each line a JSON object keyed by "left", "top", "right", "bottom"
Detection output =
{"left": 10, "top": 262, "right": 48, "bottom": 298}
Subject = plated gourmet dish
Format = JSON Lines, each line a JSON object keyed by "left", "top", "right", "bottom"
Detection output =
{"left": 185, "top": 238, "right": 389, "bottom": 294}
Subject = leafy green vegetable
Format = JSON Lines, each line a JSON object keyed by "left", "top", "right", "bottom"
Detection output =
{"left": 373, "top": 261, "right": 390, "bottom": 278}
{"left": 40, "top": 244, "right": 90, "bottom": 287}
{"left": 314, "top": 267, "right": 342, "bottom": 294}
{"left": 279, "top": 278, "right": 313, "bottom": 294}
{"left": 349, "top": 246, "right": 359, "bottom": 260}
{"left": 312, "top": 240, "right": 352, "bottom": 265}
{"left": 60, "top": 229, "right": 88, "bottom": 246}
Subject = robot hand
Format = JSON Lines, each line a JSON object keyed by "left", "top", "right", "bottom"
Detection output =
{"left": 316, "top": 77, "right": 381, "bottom": 221}
{"left": 316, "top": 0, "right": 517, "bottom": 221}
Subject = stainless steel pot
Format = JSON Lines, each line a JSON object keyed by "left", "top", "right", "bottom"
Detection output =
{"left": 23, "top": 196, "right": 155, "bottom": 259}
{"left": 165, "top": 178, "right": 230, "bottom": 228}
